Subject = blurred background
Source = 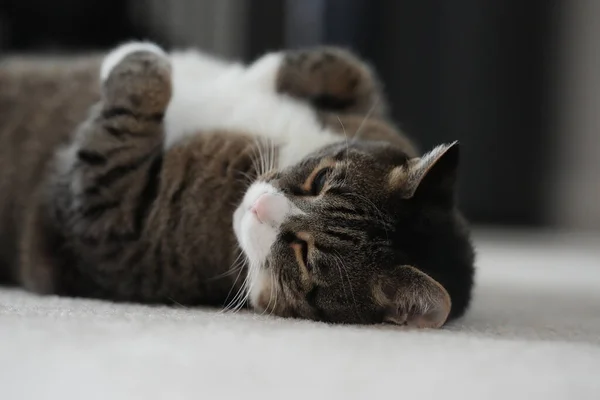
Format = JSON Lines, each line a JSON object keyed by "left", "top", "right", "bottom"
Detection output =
{"left": 1, "top": 0, "right": 598, "bottom": 231}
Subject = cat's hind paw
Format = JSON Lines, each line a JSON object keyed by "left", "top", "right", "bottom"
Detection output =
{"left": 277, "top": 47, "right": 385, "bottom": 116}
{"left": 100, "top": 41, "right": 172, "bottom": 115}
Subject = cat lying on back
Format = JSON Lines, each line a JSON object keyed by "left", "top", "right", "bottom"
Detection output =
{"left": 0, "top": 42, "right": 475, "bottom": 328}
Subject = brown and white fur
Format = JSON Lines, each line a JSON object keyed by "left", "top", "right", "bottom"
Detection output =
{"left": 0, "top": 42, "right": 475, "bottom": 327}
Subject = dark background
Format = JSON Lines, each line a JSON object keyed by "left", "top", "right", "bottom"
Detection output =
{"left": 0, "top": 0, "right": 577, "bottom": 228}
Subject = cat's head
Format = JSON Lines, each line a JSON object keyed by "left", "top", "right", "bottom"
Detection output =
{"left": 233, "top": 140, "right": 474, "bottom": 328}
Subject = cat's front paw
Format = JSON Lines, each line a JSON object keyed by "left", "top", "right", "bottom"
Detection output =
{"left": 277, "top": 47, "right": 382, "bottom": 115}
{"left": 100, "top": 41, "right": 172, "bottom": 115}
{"left": 100, "top": 42, "right": 167, "bottom": 82}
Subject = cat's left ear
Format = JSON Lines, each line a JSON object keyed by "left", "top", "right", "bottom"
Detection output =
{"left": 373, "top": 265, "right": 451, "bottom": 329}
{"left": 388, "top": 141, "right": 460, "bottom": 199}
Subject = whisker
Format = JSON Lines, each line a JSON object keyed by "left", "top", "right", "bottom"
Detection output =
{"left": 167, "top": 296, "right": 189, "bottom": 309}
{"left": 264, "top": 137, "right": 271, "bottom": 177}
{"left": 207, "top": 252, "right": 245, "bottom": 282}
{"left": 260, "top": 264, "right": 273, "bottom": 316}
{"left": 334, "top": 251, "right": 359, "bottom": 319}
{"left": 220, "top": 254, "right": 249, "bottom": 313}
{"left": 251, "top": 137, "right": 264, "bottom": 177}
{"left": 332, "top": 258, "right": 350, "bottom": 308}
{"left": 262, "top": 137, "right": 269, "bottom": 176}
{"left": 336, "top": 116, "right": 351, "bottom": 187}
{"left": 269, "top": 138, "right": 276, "bottom": 173}
{"left": 271, "top": 271, "right": 279, "bottom": 316}
{"left": 209, "top": 263, "right": 245, "bottom": 282}
{"left": 224, "top": 278, "right": 247, "bottom": 313}
{"left": 226, "top": 259, "right": 260, "bottom": 314}
{"left": 353, "top": 96, "right": 380, "bottom": 141}
{"left": 237, "top": 171, "right": 256, "bottom": 186}
{"left": 249, "top": 139, "right": 260, "bottom": 167}
{"left": 257, "top": 137, "right": 267, "bottom": 176}
{"left": 233, "top": 269, "right": 252, "bottom": 312}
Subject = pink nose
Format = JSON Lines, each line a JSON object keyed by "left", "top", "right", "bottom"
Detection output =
{"left": 250, "top": 193, "right": 272, "bottom": 223}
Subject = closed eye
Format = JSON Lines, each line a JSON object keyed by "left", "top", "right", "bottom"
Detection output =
{"left": 310, "top": 167, "right": 332, "bottom": 195}
{"left": 291, "top": 239, "right": 311, "bottom": 272}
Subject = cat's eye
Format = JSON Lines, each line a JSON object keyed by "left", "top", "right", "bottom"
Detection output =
{"left": 311, "top": 168, "right": 331, "bottom": 195}
{"left": 292, "top": 239, "right": 311, "bottom": 271}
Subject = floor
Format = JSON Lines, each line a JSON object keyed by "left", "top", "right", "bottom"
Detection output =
{"left": 1, "top": 229, "right": 599, "bottom": 400}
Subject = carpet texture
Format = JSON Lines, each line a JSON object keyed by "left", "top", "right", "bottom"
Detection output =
{"left": 1, "top": 229, "right": 599, "bottom": 400}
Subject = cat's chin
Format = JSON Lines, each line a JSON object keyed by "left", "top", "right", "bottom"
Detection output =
{"left": 233, "top": 204, "right": 279, "bottom": 315}
{"left": 246, "top": 266, "right": 276, "bottom": 312}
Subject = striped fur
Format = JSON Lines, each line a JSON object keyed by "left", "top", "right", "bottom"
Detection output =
{"left": 0, "top": 44, "right": 475, "bottom": 327}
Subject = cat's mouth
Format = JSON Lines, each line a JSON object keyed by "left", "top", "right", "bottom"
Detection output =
{"left": 233, "top": 180, "right": 303, "bottom": 264}
{"left": 247, "top": 265, "right": 303, "bottom": 319}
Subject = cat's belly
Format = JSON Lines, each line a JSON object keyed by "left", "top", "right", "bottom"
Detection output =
{"left": 147, "top": 131, "right": 260, "bottom": 305}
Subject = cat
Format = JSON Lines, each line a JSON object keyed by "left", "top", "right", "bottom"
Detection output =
{"left": 0, "top": 41, "right": 475, "bottom": 328}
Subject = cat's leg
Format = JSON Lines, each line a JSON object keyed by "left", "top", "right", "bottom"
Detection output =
{"left": 64, "top": 43, "right": 171, "bottom": 243}
{"left": 275, "top": 47, "right": 388, "bottom": 118}
{"left": 244, "top": 47, "right": 387, "bottom": 117}
{"left": 19, "top": 43, "right": 172, "bottom": 295}
{"left": 265, "top": 47, "right": 416, "bottom": 153}
{"left": 245, "top": 47, "right": 415, "bottom": 149}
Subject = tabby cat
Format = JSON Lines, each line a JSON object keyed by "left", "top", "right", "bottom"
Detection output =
{"left": 0, "top": 42, "right": 475, "bottom": 328}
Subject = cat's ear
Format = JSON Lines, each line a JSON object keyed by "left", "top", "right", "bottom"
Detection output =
{"left": 388, "top": 141, "right": 460, "bottom": 199}
{"left": 374, "top": 265, "right": 451, "bottom": 328}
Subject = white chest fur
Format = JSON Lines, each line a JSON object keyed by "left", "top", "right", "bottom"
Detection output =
{"left": 164, "top": 51, "right": 342, "bottom": 168}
